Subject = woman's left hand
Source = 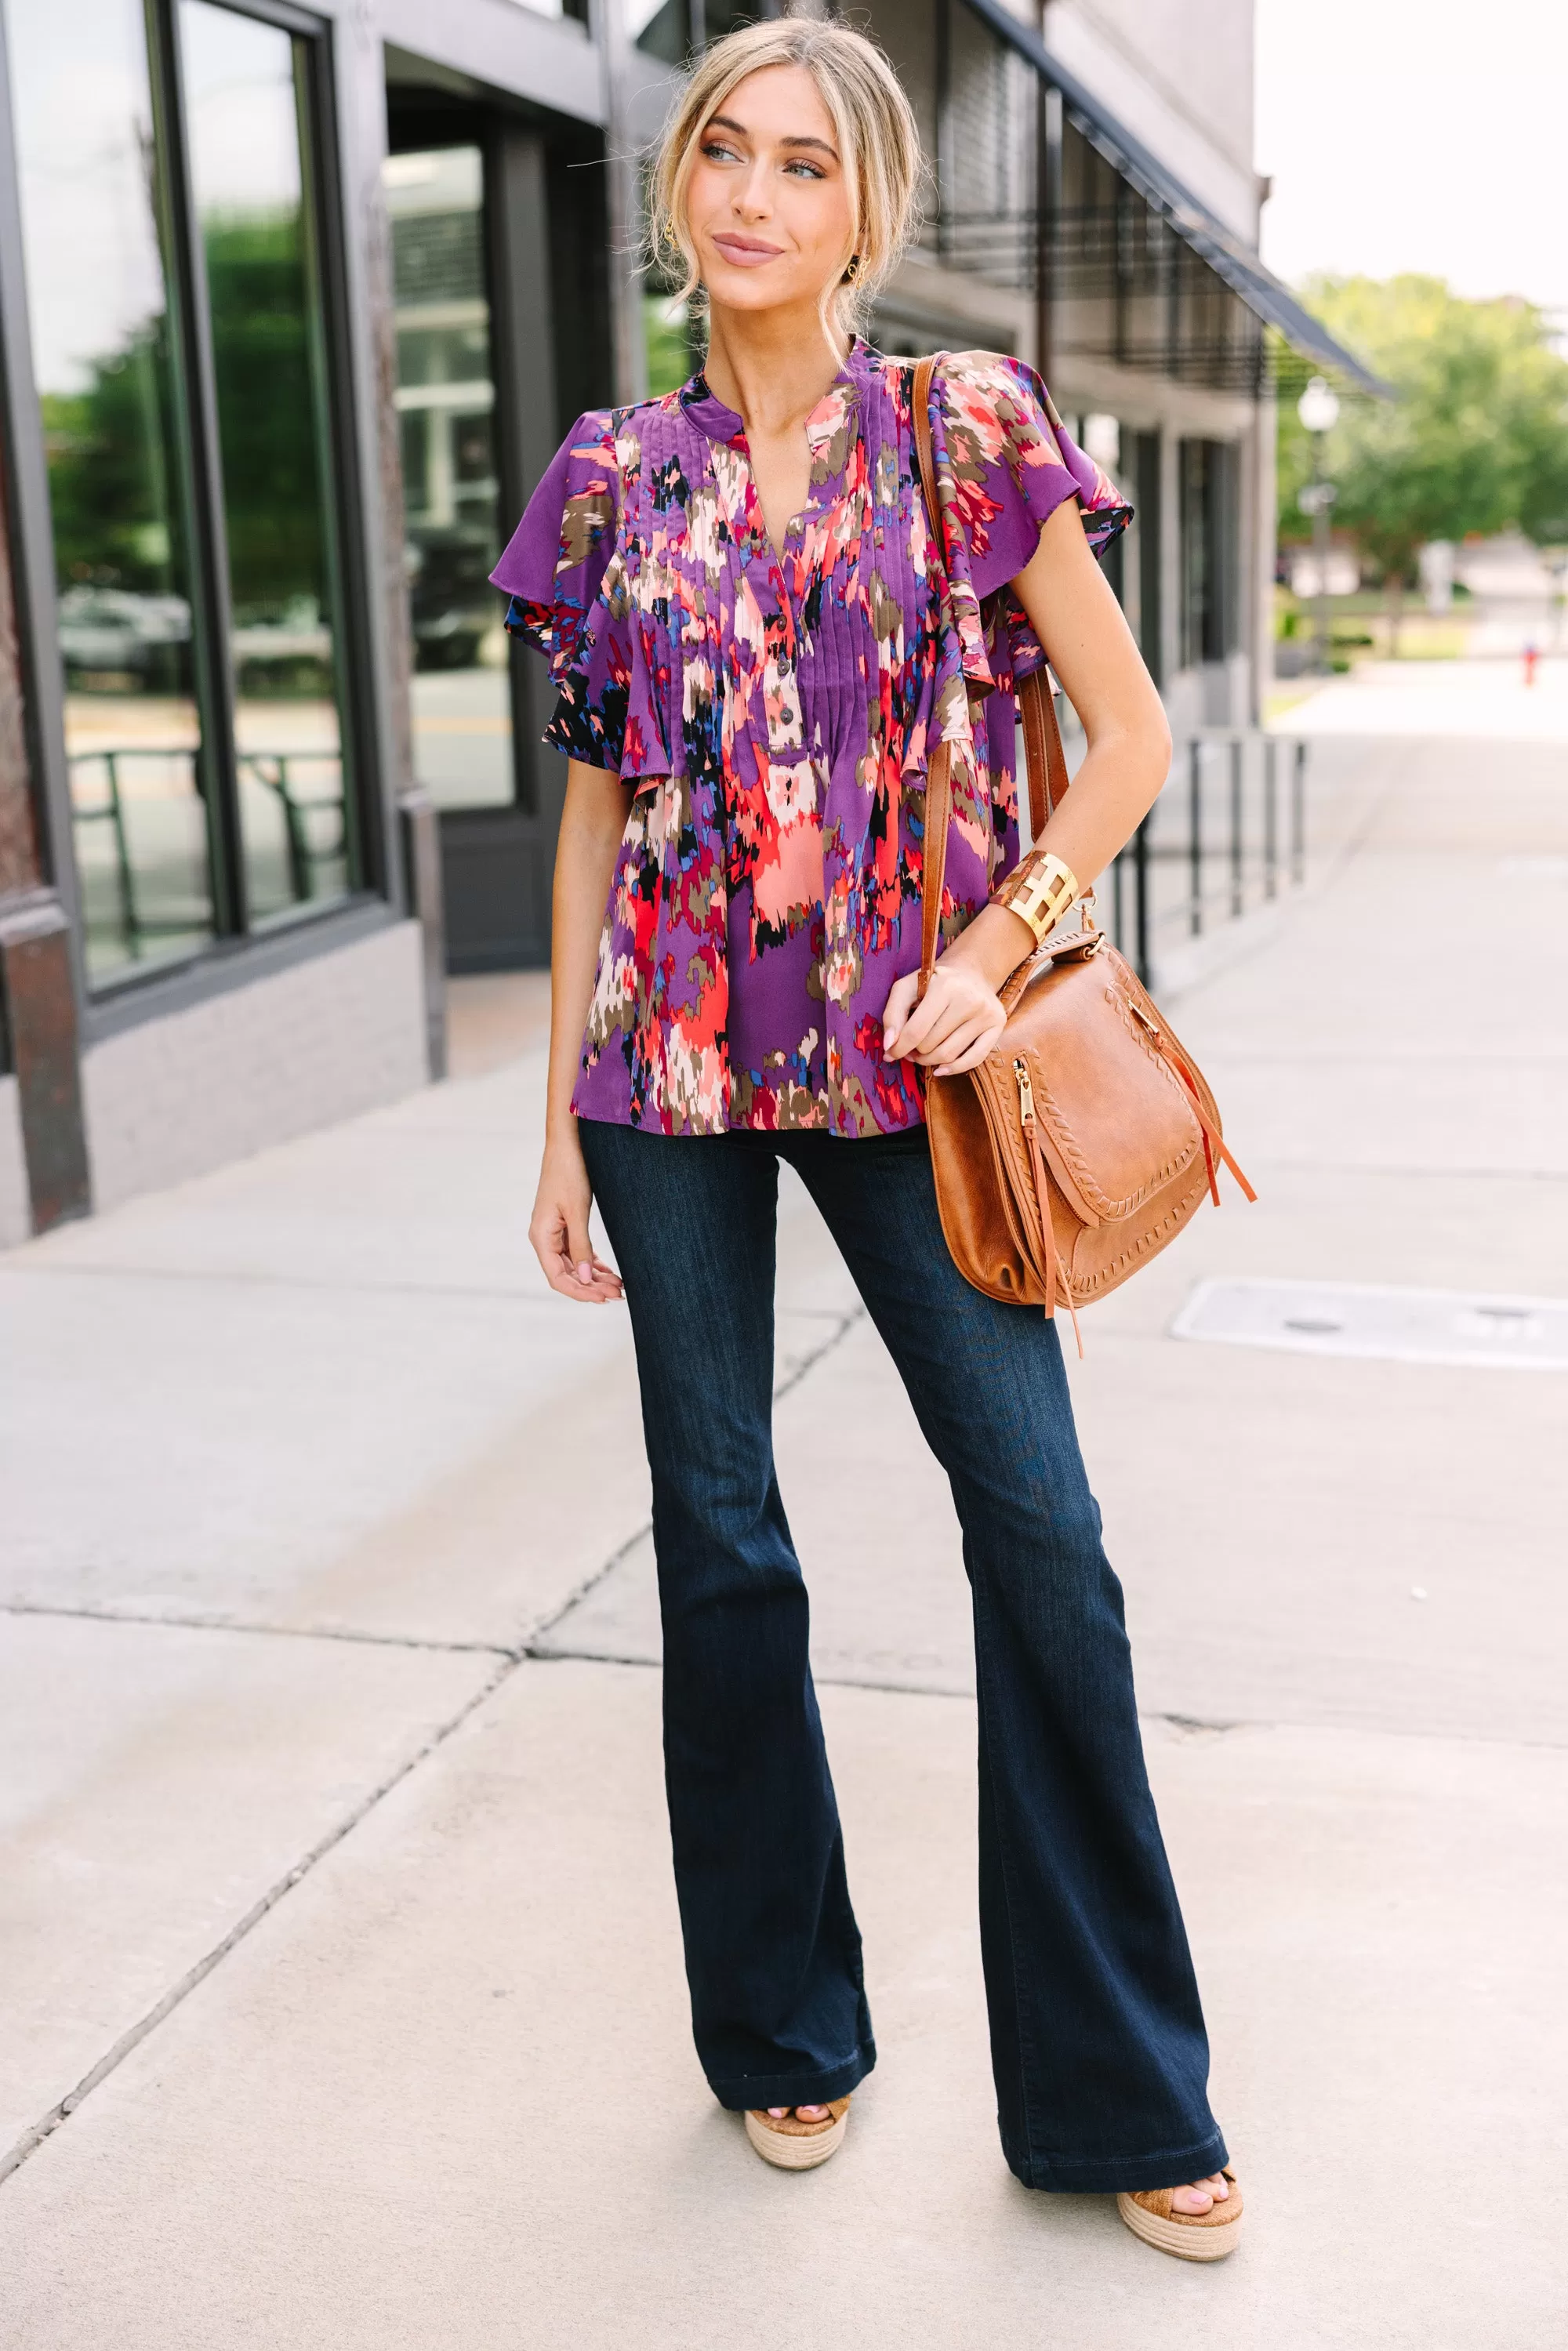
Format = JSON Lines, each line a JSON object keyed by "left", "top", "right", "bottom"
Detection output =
{"left": 882, "top": 954, "right": 1007, "bottom": 1078}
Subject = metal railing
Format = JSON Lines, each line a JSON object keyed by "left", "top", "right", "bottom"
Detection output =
{"left": 69, "top": 748, "right": 206, "bottom": 956}
{"left": 239, "top": 753, "right": 348, "bottom": 907}
{"left": 1101, "top": 727, "right": 1310, "bottom": 984}
{"left": 67, "top": 746, "right": 347, "bottom": 960}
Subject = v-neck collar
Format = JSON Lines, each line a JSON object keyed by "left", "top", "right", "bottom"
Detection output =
{"left": 679, "top": 336, "right": 871, "bottom": 466}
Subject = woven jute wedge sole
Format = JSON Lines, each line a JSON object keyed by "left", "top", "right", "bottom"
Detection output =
{"left": 743, "top": 2098, "right": 851, "bottom": 2171}
{"left": 1116, "top": 2167, "right": 1243, "bottom": 2261}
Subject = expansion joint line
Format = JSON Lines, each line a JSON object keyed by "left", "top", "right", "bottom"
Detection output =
{"left": 0, "top": 1600, "right": 517, "bottom": 1658}
{"left": 0, "top": 1648, "right": 523, "bottom": 2187}
{"left": 0, "top": 1301, "right": 866, "bottom": 2188}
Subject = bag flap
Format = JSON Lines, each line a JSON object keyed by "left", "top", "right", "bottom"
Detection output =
{"left": 1007, "top": 944, "right": 1205, "bottom": 1224}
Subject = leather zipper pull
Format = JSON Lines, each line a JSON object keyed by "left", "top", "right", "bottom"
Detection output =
{"left": 1014, "top": 1057, "right": 1084, "bottom": 1357}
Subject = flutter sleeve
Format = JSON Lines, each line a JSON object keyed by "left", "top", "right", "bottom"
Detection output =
{"left": 929, "top": 352, "right": 1132, "bottom": 691}
{"left": 490, "top": 410, "right": 630, "bottom": 773}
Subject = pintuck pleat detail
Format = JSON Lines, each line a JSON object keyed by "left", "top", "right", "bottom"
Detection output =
{"left": 491, "top": 341, "right": 1131, "bottom": 1138}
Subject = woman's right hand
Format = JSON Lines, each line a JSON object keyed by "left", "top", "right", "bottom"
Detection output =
{"left": 529, "top": 1131, "right": 624, "bottom": 1304}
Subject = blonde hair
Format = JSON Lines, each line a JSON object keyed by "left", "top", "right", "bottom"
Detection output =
{"left": 648, "top": 16, "right": 924, "bottom": 344}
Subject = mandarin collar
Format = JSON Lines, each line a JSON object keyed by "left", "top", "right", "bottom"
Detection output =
{"left": 680, "top": 336, "right": 873, "bottom": 452}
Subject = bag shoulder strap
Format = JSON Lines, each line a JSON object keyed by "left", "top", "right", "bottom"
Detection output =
{"left": 909, "top": 353, "right": 1071, "bottom": 849}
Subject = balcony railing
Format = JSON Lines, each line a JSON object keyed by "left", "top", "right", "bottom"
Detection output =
{"left": 1098, "top": 729, "right": 1311, "bottom": 985}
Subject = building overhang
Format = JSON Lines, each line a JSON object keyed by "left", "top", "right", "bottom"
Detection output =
{"left": 961, "top": 0, "right": 1389, "bottom": 398}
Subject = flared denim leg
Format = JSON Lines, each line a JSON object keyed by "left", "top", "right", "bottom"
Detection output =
{"left": 784, "top": 1125, "right": 1227, "bottom": 2194}
{"left": 579, "top": 1117, "right": 875, "bottom": 2113}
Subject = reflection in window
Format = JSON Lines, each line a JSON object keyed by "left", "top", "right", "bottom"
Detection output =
{"left": 180, "top": 0, "right": 353, "bottom": 925}
{"left": 384, "top": 147, "right": 514, "bottom": 811}
{"left": 700, "top": 1, "right": 770, "bottom": 44}
{"left": 631, "top": 0, "right": 688, "bottom": 63}
{"left": 2, "top": 0, "right": 216, "bottom": 982}
{"left": 632, "top": 0, "right": 769, "bottom": 61}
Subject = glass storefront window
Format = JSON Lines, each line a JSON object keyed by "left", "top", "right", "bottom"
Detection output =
{"left": 179, "top": 0, "right": 352, "bottom": 925}
{"left": 384, "top": 146, "right": 514, "bottom": 811}
{"left": 4, "top": 0, "right": 362, "bottom": 988}
{"left": 3, "top": 0, "right": 216, "bottom": 983}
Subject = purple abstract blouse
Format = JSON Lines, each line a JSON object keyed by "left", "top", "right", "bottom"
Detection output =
{"left": 492, "top": 339, "right": 1129, "bottom": 1137}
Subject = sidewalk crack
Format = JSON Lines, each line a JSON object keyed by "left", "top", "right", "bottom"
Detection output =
{"left": 0, "top": 1601, "right": 517, "bottom": 1658}
{"left": 0, "top": 1302, "right": 866, "bottom": 2189}
{"left": 0, "top": 1648, "right": 523, "bottom": 2189}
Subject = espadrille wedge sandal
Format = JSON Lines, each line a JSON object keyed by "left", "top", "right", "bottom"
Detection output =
{"left": 1117, "top": 2168, "right": 1243, "bottom": 2261}
{"left": 744, "top": 2098, "right": 851, "bottom": 2171}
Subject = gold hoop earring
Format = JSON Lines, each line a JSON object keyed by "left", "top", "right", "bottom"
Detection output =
{"left": 842, "top": 253, "right": 861, "bottom": 284}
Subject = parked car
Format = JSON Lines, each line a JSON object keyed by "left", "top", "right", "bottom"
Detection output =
{"left": 407, "top": 528, "right": 499, "bottom": 670}
{"left": 56, "top": 586, "right": 191, "bottom": 689}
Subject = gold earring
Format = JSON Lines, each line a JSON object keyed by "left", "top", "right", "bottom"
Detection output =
{"left": 843, "top": 253, "right": 861, "bottom": 283}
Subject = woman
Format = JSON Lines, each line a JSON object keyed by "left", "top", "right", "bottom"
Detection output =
{"left": 492, "top": 16, "right": 1241, "bottom": 2263}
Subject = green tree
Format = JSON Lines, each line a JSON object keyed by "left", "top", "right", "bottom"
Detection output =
{"left": 42, "top": 213, "right": 328, "bottom": 619}
{"left": 41, "top": 318, "right": 188, "bottom": 595}
{"left": 1279, "top": 274, "right": 1568, "bottom": 646}
{"left": 1512, "top": 368, "right": 1568, "bottom": 553}
{"left": 202, "top": 212, "right": 328, "bottom": 622}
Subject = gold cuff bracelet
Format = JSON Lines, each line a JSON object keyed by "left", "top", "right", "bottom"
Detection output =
{"left": 993, "top": 848, "right": 1080, "bottom": 948}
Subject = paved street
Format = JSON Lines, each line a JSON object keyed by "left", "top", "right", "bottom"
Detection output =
{"left": 2, "top": 665, "right": 1566, "bottom": 2347}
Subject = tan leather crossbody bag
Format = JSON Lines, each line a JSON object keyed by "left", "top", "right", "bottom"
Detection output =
{"left": 910, "top": 354, "right": 1253, "bottom": 1348}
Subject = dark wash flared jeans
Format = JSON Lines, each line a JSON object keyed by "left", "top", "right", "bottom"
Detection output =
{"left": 579, "top": 1115, "right": 1227, "bottom": 2196}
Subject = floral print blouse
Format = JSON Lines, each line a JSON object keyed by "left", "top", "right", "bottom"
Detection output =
{"left": 492, "top": 339, "right": 1129, "bottom": 1137}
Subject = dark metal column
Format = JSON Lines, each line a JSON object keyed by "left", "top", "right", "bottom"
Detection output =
{"left": 1188, "top": 738, "right": 1203, "bottom": 935}
{"left": 0, "top": 448, "right": 90, "bottom": 1233}
{"left": 490, "top": 125, "right": 564, "bottom": 819}
{"left": 145, "top": 0, "right": 248, "bottom": 941}
{"left": 935, "top": 0, "right": 953, "bottom": 268}
{"left": 0, "top": 0, "right": 91, "bottom": 1232}
{"left": 1036, "top": 80, "right": 1062, "bottom": 384}
{"left": 359, "top": 61, "right": 445, "bottom": 1076}
{"left": 434, "top": 118, "right": 567, "bottom": 973}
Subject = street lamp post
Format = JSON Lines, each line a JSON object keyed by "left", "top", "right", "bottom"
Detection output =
{"left": 1297, "top": 376, "right": 1341, "bottom": 675}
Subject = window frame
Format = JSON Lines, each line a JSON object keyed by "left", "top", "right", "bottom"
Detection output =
{"left": 0, "top": 0, "right": 387, "bottom": 1032}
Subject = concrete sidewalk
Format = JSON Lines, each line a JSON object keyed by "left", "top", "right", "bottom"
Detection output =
{"left": 2, "top": 672, "right": 1566, "bottom": 2348}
